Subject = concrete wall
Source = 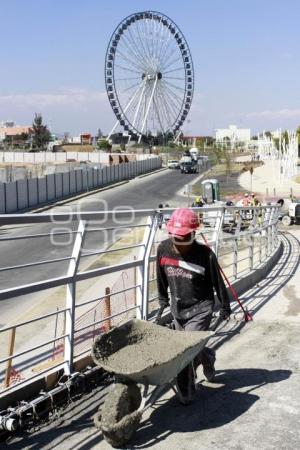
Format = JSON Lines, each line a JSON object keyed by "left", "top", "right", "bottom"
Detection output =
{"left": 0, "top": 157, "right": 162, "bottom": 213}
{"left": 0, "top": 151, "right": 158, "bottom": 165}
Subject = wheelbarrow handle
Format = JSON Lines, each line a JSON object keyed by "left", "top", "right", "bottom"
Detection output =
{"left": 154, "top": 307, "right": 165, "bottom": 325}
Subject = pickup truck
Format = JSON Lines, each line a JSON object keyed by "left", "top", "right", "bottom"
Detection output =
{"left": 180, "top": 161, "right": 198, "bottom": 174}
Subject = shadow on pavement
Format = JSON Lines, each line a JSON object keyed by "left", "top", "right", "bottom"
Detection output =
{"left": 132, "top": 367, "right": 291, "bottom": 449}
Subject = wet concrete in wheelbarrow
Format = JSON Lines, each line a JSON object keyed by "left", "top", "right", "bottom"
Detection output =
{"left": 91, "top": 319, "right": 211, "bottom": 379}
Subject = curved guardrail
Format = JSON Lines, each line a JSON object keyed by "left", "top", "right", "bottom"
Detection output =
{"left": 0, "top": 204, "right": 281, "bottom": 397}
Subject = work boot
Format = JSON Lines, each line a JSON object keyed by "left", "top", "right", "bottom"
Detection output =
{"left": 203, "top": 362, "right": 216, "bottom": 382}
{"left": 202, "top": 349, "right": 216, "bottom": 382}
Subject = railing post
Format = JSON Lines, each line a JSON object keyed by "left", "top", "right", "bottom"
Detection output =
{"left": 4, "top": 327, "right": 16, "bottom": 388}
{"left": 136, "top": 219, "right": 151, "bottom": 320}
{"left": 64, "top": 220, "right": 86, "bottom": 376}
{"left": 137, "top": 215, "right": 157, "bottom": 321}
{"left": 233, "top": 237, "right": 238, "bottom": 279}
{"left": 211, "top": 207, "right": 224, "bottom": 256}
{"left": 267, "top": 208, "right": 274, "bottom": 256}
{"left": 249, "top": 234, "right": 254, "bottom": 271}
{"left": 103, "top": 287, "right": 111, "bottom": 331}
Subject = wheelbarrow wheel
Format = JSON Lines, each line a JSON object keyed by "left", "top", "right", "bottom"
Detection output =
{"left": 94, "top": 382, "right": 142, "bottom": 448}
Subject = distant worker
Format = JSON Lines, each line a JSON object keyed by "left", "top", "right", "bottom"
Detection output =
{"left": 158, "top": 204, "right": 164, "bottom": 229}
{"left": 192, "top": 196, "right": 205, "bottom": 208}
{"left": 242, "top": 193, "right": 250, "bottom": 207}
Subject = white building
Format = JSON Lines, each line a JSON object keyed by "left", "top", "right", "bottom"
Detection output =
{"left": 216, "top": 125, "right": 251, "bottom": 143}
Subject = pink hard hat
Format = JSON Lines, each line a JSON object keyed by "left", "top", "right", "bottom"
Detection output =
{"left": 166, "top": 208, "right": 200, "bottom": 236}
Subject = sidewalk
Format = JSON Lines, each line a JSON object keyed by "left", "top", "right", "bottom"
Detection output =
{"left": 237, "top": 157, "right": 300, "bottom": 198}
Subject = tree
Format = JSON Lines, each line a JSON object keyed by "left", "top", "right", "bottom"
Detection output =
{"left": 32, "top": 113, "right": 51, "bottom": 150}
{"left": 97, "top": 139, "right": 112, "bottom": 151}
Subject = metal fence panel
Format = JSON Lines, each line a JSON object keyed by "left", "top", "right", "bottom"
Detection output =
{"left": 87, "top": 170, "right": 93, "bottom": 189}
{"left": 0, "top": 183, "right": 5, "bottom": 213}
{"left": 93, "top": 169, "right": 98, "bottom": 188}
{"left": 46, "top": 174, "right": 55, "bottom": 201}
{"left": 69, "top": 171, "right": 76, "bottom": 194}
{"left": 28, "top": 178, "right": 38, "bottom": 207}
{"left": 55, "top": 173, "right": 63, "bottom": 198}
{"left": 62, "top": 173, "right": 70, "bottom": 197}
{"left": 75, "top": 170, "right": 83, "bottom": 192}
{"left": 82, "top": 170, "right": 88, "bottom": 191}
{"left": 5, "top": 181, "right": 18, "bottom": 212}
{"left": 38, "top": 178, "right": 47, "bottom": 204}
{"left": 16, "top": 179, "right": 28, "bottom": 210}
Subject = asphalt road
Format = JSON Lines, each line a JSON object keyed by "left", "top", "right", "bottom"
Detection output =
{"left": 0, "top": 169, "right": 201, "bottom": 323}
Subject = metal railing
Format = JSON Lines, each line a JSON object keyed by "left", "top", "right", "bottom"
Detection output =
{"left": 0, "top": 205, "right": 281, "bottom": 395}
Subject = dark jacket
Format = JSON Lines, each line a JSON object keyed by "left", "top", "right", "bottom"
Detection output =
{"left": 156, "top": 239, "right": 231, "bottom": 320}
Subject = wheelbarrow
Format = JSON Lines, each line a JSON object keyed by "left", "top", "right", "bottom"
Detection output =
{"left": 91, "top": 318, "right": 212, "bottom": 448}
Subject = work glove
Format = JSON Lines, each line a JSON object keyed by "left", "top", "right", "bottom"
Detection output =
{"left": 154, "top": 307, "right": 165, "bottom": 325}
{"left": 219, "top": 309, "right": 231, "bottom": 321}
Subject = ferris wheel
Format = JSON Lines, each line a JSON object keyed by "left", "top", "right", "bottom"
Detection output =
{"left": 105, "top": 11, "right": 194, "bottom": 142}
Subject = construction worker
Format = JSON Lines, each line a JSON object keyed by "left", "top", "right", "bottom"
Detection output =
{"left": 156, "top": 208, "right": 231, "bottom": 404}
{"left": 192, "top": 196, "right": 205, "bottom": 207}
{"left": 242, "top": 192, "right": 250, "bottom": 207}
{"left": 157, "top": 204, "right": 164, "bottom": 229}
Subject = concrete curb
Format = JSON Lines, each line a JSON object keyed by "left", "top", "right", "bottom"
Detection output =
{"left": 30, "top": 180, "right": 130, "bottom": 213}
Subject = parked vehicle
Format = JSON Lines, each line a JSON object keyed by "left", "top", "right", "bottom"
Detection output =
{"left": 167, "top": 159, "right": 180, "bottom": 169}
{"left": 281, "top": 201, "right": 300, "bottom": 226}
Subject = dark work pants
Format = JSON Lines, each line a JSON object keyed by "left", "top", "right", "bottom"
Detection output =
{"left": 174, "top": 310, "right": 215, "bottom": 395}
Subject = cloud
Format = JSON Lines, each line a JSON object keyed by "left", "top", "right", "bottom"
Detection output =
{"left": 0, "top": 89, "right": 107, "bottom": 108}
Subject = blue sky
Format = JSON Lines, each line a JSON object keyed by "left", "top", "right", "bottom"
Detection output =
{"left": 1, "top": 0, "right": 300, "bottom": 136}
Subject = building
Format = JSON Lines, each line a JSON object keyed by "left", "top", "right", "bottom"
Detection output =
{"left": 0, "top": 123, "right": 32, "bottom": 142}
{"left": 215, "top": 125, "right": 251, "bottom": 143}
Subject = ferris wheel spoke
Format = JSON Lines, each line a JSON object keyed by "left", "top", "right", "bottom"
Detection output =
{"left": 116, "top": 48, "right": 146, "bottom": 73}
{"left": 118, "top": 35, "right": 149, "bottom": 72}
{"left": 161, "top": 82, "right": 183, "bottom": 110}
{"left": 161, "top": 55, "right": 183, "bottom": 72}
{"left": 157, "top": 28, "right": 173, "bottom": 67}
{"left": 131, "top": 79, "right": 147, "bottom": 128}
{"left": 135, "top": 20, "right": 152, "bottom": 70}
{"left": 160, "top": 88, "right": 179, "bottom": 122}
{"left": 144, "top": 19, "right": 154, "bottom": 65}
{"left": 163, "top": 79, "right": 186, "bottom": 93}
{"left": 159, "top": 35, "right": 177, "bottom": 69}
{"left": 157, "top": 84, "right": 177, "bottom": 126}
{"left": 126, "top": 26, "right": 151, "bottom": 71}
{"left": 153, "top": 89, "right": 168, "bottom": 133}
{"left": 153, "top": 16, "right": 165, "bottom": 66}
{"left": 115, "top": 76, "right": 141, "bottom": 82}
{"left": 139, "top": 77, "right": 158, "bottom": 138}
{"left": 164, "top": 76, "right": 185, "bottom": 81}
{"left": 163, "top": 66, "right": 185, "bottom": 75}
{"left": 158, "top": 93, "right": 174, "bottom": 128}
{"left": 114, "top": 63, "right": 141, "bottom": 75}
